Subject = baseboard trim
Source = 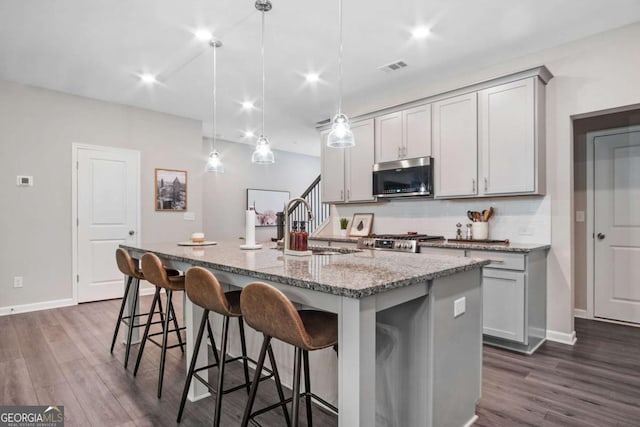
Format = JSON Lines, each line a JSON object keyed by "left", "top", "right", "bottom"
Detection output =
{"left": 0, "top": 298, "right": 76, "bottom": 316}
{"left": 574, "top": 308, "right": 589, "bottom": 319}
{"left": 463, "top": 415, "right": 479, "bottom": 427}
{"left": 546, "top": 329, "right": 577, "bottom": 345}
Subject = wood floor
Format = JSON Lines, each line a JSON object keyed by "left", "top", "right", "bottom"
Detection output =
{"left": 1, "top": 296, "right": 639, "bottom": 426}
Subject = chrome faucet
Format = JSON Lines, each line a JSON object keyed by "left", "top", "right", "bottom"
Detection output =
{"left": 284, "top": 197, "right": 314, "bottom": 252}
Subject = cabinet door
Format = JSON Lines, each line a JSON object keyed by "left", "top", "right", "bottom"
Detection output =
{"left": 347, "top": 119, "right": 375, "bottom": 202}
{"left": 404, "top": 104, "right": 432, "bottom": 159}
{"left": 374, "top": 111, "right": 402, "bottom": 163}
{"left": 432, "top": 93, "right": 478, "bottom": 197}
{"left": 482, "top": 268, "right": 526, "bottom": 343}
{"left": 479, "top": 78, "right": 535, "bottom": 194}
{"left": 321, "top": 130, "right": 346, "bottom": 203}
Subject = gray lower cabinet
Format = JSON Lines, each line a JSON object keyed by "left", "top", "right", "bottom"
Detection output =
{"left": 422, "top": 247, "right": 547, "bottom": 354}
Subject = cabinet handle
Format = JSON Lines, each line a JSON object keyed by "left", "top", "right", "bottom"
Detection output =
{"left": 340, "top": 190, "right": 344, "bottom": 201}
{"left": 472, "top": 179, "right": 476, "bottom": 193}
{"left": 402, "top": 146, "right": 406, "bottom": 158}
{"left": 397, "top": 147, "right": 401, "bottom": 159}
{"left": 347, "top": 189, "right": 351, "bottom": 200}
{"left": 489, "top": 259, "right": 505, "bottom": 264}
{"left": 484, "top": 177, "right": 488, "bottom": 191}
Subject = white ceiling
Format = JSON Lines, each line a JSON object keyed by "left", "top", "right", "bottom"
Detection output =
{"left": 2, "top": 1, "right": 640, "bottom": 157}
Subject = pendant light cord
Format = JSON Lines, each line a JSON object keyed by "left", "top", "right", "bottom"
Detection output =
{"left": 261, "top": 9, "right": 266, "bottom": 137}
{"left": 338, "top": 0, "right": 343, "bottom": 115}
{"left": 212, "top": 42, "right": 217, "bottom": 152}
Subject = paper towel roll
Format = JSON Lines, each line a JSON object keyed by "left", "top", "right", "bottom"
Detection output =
{"left": 245, "top": 210, "right": 256, "bottom": 246}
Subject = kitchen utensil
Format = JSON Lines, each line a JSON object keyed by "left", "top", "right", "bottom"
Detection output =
{"left": 473, "top": 211, "right": 481, "bottom": 222}
{"left": 467, "top": 211, "right": 475, "bottom": 222}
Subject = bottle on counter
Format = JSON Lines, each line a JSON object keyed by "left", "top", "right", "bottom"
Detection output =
{"left": 466, "top": 223, "right": 473, "bottom": 240}
{"left": 298, "top": 222, "right": 308, "bottom": 252}
{"left": 290, "top": 221, "right": 299, "bottom": 250}
{"left": 456, "top": 222, "right": 463, "bottom": 240}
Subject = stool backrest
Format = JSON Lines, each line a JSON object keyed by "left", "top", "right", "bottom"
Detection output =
{"left": 116, "top": 248, "right": 140, "bottom": 278}
{"left": 185, "top": 267, "right": 232, "bottom": 316}
{"left": 240, "top": 282, "right": 310, "bottom": 349}
{"left": 141, "top": 252, "right": 171, "bottom": 289}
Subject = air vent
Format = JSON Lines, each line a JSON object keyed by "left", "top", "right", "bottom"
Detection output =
{"left": 378, "top": 60, "right": 408, "bottom": 73}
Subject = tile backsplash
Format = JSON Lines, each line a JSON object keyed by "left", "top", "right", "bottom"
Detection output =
{"left": 327, "top": 196, "right": 550, "bottom": 244}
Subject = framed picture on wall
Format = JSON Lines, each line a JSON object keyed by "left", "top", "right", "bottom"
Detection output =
{"left": 247, "top": 189, "right": 290, "bottom": 226}
{"left": 349, "top": 213, "right": 374, "bottom": 237}
{"left": 155, "top": 168, "right": 187, "bottom": 211}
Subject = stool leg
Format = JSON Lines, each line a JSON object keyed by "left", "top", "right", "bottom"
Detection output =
{"left": 213, "top": 316, "right": 230, "bottom": 427}
{"left": 168, "top": 293, "right": 185, "bottom": 353}
{"left": 267, "top": 344, "right": 292, "bottom": 427}
{"left": 110, "top": 276, "right": 132, "bottom": 354}
{"left": 238, "top": 317, "right": 251, "bottom": 394}
{"left": 158, "top": 289, "right": 173, "bottom": 398}
{"left": 134, "top": 286, "right": 160, "bottom": 376}
{"left": 177, "top": 309, "right": 209, "bottom": 423}
{"left": 291, "top": 347, "right": 302, "bottom": 427}
{"left": 206, "top": 316, "right": 220, "bottom": 366}
{"left": 241, "top": 335, "right": 271, "bottom": 427}
{"left": 123, "top": 277, "right": 141, "bottom": 369}
{"left": 157, "top": 293, "right": 166, "bottom": 334}
{"left": 303, "top": 350, "right": 313, "bottom": 427}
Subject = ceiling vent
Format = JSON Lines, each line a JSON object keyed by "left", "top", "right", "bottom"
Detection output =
{"left": 378, "top": 60, "right": 408, "bottom": 73}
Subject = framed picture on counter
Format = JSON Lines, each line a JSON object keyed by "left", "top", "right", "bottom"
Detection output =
{"left": 247, "top": 188, "right": 290, "bottom": 226}
{"left": 155, "top": 168, "right": 187, "bottom": 211}
{"left": 349, "top": 213, "right": 374, "bottom": 237}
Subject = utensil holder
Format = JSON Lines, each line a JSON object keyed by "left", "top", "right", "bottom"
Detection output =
{"left": 472, "top": 222, "right": 489, "bottom": 240}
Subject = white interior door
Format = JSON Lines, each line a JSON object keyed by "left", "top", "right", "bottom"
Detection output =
{"left": 594, "top": 129, "right": 640, "bottom": 323}
{"left": 76, "top": 146, "right": 140, "bottom": 303}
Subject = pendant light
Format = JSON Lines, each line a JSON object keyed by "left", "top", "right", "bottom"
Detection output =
{"left": 206, "top": 39, "right": 224, "bottom": 173}
{"left": 327, "top": 0, "right": 355, "bottom": 148}
{"left": 251, "top": 0, "right": 275, "bottom": 164}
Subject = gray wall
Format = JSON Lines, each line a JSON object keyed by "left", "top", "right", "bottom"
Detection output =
{"left": 0, "top": 80, "right": 203, "bottom": 309}
{"left": 202, "top": 138, "right": 320, "bottom": 243}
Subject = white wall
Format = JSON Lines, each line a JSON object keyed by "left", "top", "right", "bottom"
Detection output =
{"left": 328, "top": 22, "right": 640, "bottom": 341}
{"left": 0, "top": 80, "right": 203, "bottom": 310}
{"left": 202, "top": 138, "right": 320, "bottom": 243}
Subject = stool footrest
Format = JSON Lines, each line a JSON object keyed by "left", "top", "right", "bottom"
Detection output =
{"left": 191, "top": 355, "right": 276, "bottom": 395}
{"left": 248, "top": 391, "right": 337, "bottom": 423}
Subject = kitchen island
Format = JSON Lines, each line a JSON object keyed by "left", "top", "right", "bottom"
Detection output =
{"left": 121, "top": 241, "right": 489, "bottom": 427}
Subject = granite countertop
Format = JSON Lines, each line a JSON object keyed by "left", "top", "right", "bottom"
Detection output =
{"left": 419, "top": 240, "right": 550, "bottom": 253}
{"left": 121, "top": 241, "right": 488, "bottom": 299}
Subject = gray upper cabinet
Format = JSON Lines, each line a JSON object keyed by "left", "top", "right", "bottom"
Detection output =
{"left": 375, "top": 104, "right": 431, "bottom": 163}
{"left": 321, "top": 119, "right": 375, "bottom": 203}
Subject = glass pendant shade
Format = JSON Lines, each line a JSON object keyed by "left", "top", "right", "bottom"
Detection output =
{"left": 206, "top": 149, "right": 224, "bottom": 173}
{"left": 327, "top": 112, "right": 355, "bottom": 148}
{"left": 251, "top": 135, "right": 275, "bottom": 164}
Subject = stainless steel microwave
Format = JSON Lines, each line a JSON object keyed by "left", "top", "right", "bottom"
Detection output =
{"left": 372, "top": 156, "right": 433, "bottom": 198}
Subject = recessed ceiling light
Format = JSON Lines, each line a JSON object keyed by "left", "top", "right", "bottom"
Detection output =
{"left": 195, "top": 29, "right": 213, "bottom": 41}
{"left": 305, "top": 73, "right": 320, "bottom": 83}
{"left": 241, "top": 101, "right": 255, "bottom": 110}
{"left": 244, "top": 131, "right": 255, "bottom": 138}
{"left": 140, "top": 73, "right": 157, "bottom": 84}
{"left": 411, "top": 26, "right": 431, "bottom": 40}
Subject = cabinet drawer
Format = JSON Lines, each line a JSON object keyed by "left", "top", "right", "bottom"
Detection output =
{"left": 468, "top": 250, "right": 525, "bottom": 271}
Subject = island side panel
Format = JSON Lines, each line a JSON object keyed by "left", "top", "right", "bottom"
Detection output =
{"left": 429, "top": 268, "right": 483, "bottom": 427}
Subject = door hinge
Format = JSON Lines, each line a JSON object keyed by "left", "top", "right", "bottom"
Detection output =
{"left": 76, "top": 161, "right": 79, "bottom": 170}
{"left": 76, "top": 274, "right": 79, "bottom": 283}
{"left": 76, "top": 218, "right": 79, "bottom": 226}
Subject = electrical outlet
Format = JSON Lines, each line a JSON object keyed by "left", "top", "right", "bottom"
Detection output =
{"left": 518, "top": 227, "right": 533, "bottom": 236}
{"left": 13, "top": 276, "right": 23, "bottom": 288}
{"left": 183, "top": 211, "right": 195, "bottom": 221}
{"left": 454, "top": 297, "right": 466, "bottom": 318}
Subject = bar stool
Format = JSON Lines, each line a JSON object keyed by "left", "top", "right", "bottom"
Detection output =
{"left": 240, "top": 281, "right": 338, "bottom": 427}
{"left": 177, "top": 267, "right": 290, "bottom": 426}
{"left": 111, "top": 248, "right": 180, "bottom": 369}
{"left": 133, "top": 252, "right": 187, "bottom": 398}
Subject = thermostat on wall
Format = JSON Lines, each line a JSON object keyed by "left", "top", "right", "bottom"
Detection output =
{"left": 16, "top": 176, "right": 33, "bottom": 186}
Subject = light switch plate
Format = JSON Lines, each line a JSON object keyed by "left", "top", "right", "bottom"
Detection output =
{"left": 576, "top": 211, "right": 585, "bottom": 222}
{"left": 454, "top": 297, "right": 466, "bottom": 318}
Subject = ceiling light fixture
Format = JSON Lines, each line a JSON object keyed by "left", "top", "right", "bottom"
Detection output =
{"left": 327, "top": 0, "right": 355, "bottom": 148}
{"left": 305, "top": 72, "right": 320, "bottom": 83}
{"left": 411, "top": 26, "right": 431, "bottom": 40}
{"left": 241, "top": 101, "right": 255, "bottom": 110}
{"left": 195, "top": 29, "right": 213, "bottom": 41}
{"left": 140, "top": 73, "right": 157, "bottom": 84}
{"left": 206, "top": 39, "right": 224, "bottom": 173}
{"left": 251, "top": 0, "right": 275, "bottom": 165}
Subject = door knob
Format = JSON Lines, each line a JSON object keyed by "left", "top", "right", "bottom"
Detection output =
{"left": 597, "top": 233, "right": 605, "bottom": 240}
{"left": 129, "top": 230, "right": 135, "bottom": 236}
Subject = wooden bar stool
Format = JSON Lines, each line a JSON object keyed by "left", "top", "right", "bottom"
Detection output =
{"left": 240, "top": 281, "right": 338, "bottom": 427}
{"left": 177, "top": 267, "right": 290, "bottom": 426}
{"left": 111, "top": 248, "right": 179, "bottom": 369}
{"left": 133, "top": 252, "right": 187, "bottom": 398}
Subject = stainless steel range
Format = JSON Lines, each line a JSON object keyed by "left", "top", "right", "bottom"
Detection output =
{"left": 357, "top": 234, "right": 445, "bottom": 253}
